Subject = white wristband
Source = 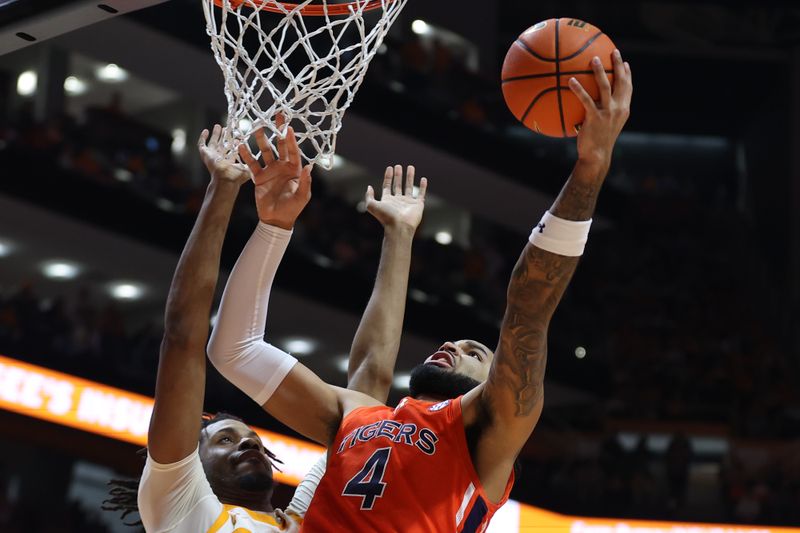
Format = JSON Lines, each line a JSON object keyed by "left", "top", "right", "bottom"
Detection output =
{"left": 529, "top": 211, "right": 592, "bottom": 257}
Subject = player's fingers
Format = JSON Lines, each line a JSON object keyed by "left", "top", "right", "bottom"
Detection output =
{"left": 405, "top": 165, "right": 415, "bottom": 196}
{"left": 210, "top": 124, "right": 222, "bottom": 146}
{"left": 418, "top": 177, "right": 428, "bottom": 200}
{"left": 365, "top": 185, "right": 375, "bottom": 205}
{"left": 277, "top": 129, "right": 289, "bottom": 162}
{"left": 592, "top": 56, "right": 611, "bottom": 109}
{"left": 275, "top": 112, "right": 286, "bottom": 130}
{"left": 274, "top": 509, "right": 289, "bottom": 528}
{"left": 620, "top": 61, "right": 634, "bottom": 107}
{"left": 286, "top": 127, "right": 302, "bottom": 167}
{"left": 382, "top": 166, "right": 392, "bottom": 196}
{"left": 238, "top": 144, "right": 262, "bottom": 178}
{"left": 568, "top": 77, "right": 596, "bottom": 114}
{"left": 297, "top": 164, "right": 313, "bottom": 199}
{"left": 393, "top": 164, "right": 403, "bottom": 195}
{"left": 611, "top": 49, "right": 625, "bottom": 95}
{"left": 198, "top": 129, "right": 209, "bottom": 150}
{"left": 255, "top": 128, "right": 274, "bottom": 164}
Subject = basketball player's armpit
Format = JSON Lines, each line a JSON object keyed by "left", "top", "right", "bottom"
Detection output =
{"left": 489, "top": 244, "right": 578, "bottom": 418}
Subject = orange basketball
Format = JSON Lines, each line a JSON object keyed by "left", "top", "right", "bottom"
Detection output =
{"left": 502, "top": 18, "right": 616, "bottom": 138}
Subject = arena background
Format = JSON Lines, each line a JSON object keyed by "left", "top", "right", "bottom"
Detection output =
{"left": 0, "top": 0, "right": 798, "bottom": 531}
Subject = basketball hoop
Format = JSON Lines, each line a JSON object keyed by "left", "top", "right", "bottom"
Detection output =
{"left": 214, "top": 0, "right": 392, "bottom": 16}
{"left": 203, "top": 0, "right": 408, "bottom": 169}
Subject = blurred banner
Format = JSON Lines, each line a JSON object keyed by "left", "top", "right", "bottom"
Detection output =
{"left": 0, "top": 354, "right": 797, "bottom": 533}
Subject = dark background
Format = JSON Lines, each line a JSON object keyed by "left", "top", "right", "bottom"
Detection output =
{"left": 0, "top": 0, "right": 798, "bottom": 531}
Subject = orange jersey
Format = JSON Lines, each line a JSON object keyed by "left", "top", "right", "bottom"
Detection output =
{"left": 301, "top": 396, "right": 514, "bottom": 532}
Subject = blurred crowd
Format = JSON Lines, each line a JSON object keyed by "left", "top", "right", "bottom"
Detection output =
{"left": 0, "top": 29, "right": 798, "bottom": 527}
{"left": 0, "top": 283, "right": 160, "bottom": 390}
{"left": 0, "top": 498, "right": 110, "bottom": 533}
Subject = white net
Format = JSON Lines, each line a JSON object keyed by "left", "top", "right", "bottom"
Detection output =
{"left": 203, "top": 0, "right": 408, "bottom": 169}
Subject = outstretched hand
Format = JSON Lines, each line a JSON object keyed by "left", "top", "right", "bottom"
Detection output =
{"left": 199, "top": 124, "right": 251, "bottom": 186}
{"left": 568, "top": 49, "right": 633, "bottom": 166}
{"left": 238, "top": 117, "right": 313, "bottom": 230}
{"left": 365, "top": 165, "right": 427, "bottom": 232}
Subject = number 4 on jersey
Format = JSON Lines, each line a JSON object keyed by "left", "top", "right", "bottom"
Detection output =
{"left": 342, "top": 447, "right": 392, "bottom": 510}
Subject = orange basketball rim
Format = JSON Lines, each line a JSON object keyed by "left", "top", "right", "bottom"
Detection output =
{"left": 213, "top": 0, "right": 396, "bottom": 16}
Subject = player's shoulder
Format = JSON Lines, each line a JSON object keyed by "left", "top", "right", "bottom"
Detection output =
{"left": 333, "top": 385, "right": 386, "bottom": 417}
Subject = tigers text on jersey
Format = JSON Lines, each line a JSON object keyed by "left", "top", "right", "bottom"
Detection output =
{"left": 301, "top": 396, "right": 514, "bottom": 532}
{"left": 138, "top": 448, "right": 296, "bottom": 532}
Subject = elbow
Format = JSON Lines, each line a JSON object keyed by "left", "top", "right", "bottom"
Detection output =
{"left": 206, "top": 327, "right": 229, "bottom": 365}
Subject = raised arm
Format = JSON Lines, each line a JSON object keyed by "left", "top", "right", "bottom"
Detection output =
{"left": 207, "top": 124, "right": 380, "bottom": 447}
{"left": 147, "top": 125, "right": 250, "bottom": 464}
{"left": 465, "top": 51, "right": 633, "bottom": 501}
{"left": 347, "top": 165, "right": 427, "bottom": 401}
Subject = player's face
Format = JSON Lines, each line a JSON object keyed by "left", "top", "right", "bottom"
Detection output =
{"left": 424, "top": 339, "right": 494, "bottom": 382}
{"left": 409, "top": 340, "right": 494, "bottom": 400}
{"left": 199, "top": 419, "right": 274, "bottom": 493}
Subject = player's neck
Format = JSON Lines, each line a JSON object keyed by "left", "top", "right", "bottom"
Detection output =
{"left": 215, "top": 486, "right": 274, "bottom": 514}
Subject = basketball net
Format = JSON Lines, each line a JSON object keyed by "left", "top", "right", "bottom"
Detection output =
{"left": 203, "top": 0, "right": 408, "bottom": 169}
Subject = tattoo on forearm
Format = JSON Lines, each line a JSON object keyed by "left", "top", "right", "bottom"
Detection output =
{"left": 488, "top": 170, "right": 603, "bottom": 418}
{"left": 489, "top": 246, "right": 578, "bottom": 416}
{"left": 551, "top": 178, "right": 602, "bottom": 221}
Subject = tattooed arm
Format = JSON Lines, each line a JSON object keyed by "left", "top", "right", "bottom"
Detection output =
{"left": 461, "top": 50, "right": 633, "bottom": 503}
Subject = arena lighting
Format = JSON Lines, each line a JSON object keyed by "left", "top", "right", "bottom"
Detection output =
{"left": 171, "top": 128, "right": 187, "bottom": 155}
{"left": 16, "top": 70, "right": 36, "bottom": 96}
{"left": 63, "top": 76, "right": 88, "bottom": 96}
{"left": 283, "top": 337, "right": 316, "bottom": 355}
{"left": 318, "top": 153, "right": 346, "bottom": 170}
{"left": 336, "top": 355, "right": 349, "bottom": 373}
{"left": 238, "top": 118, "right": 253, "bottom": 133}
{"left": 411, "top": 19, "right": 431, "bottom": 36}
{"left": 393, "top": 373, "right": 410, "bottom": 389}
{"left": 0, "top": 354, "right": 322, "bottom": 487}
{"left": 0, "top": 240, "right": 13, "bottom": 257}
{"left": 331, "top": 154, "right": 346, "bottom": 169}
{"left": 109, "top": 282, "right": 144, "bottom": 300}
{"left": 0, "top": 354, "right": 797, "bottom": 533}
{"left": 96, "top": 63, "right": 128, "bottom": 82}
{"left": 575, "top": 346, "right": 587, "bottom": 359}
{"left": 41, "top": 261, "right": 80, "bottom": 280}
{"left": 435, "top": 230, "right": 453, "bottom": 245}
{"left": 455, "top": 292, "right": 475, "bottom": 306}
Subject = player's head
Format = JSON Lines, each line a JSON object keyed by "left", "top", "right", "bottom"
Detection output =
{"left": 105, "top": 412, "right": 281, "bottom": 526}
{"left": 199, "top": 413, "right": 281, "bottom": 497}
{"left": 409, "top": 340, "right": 494, "bottom": 400}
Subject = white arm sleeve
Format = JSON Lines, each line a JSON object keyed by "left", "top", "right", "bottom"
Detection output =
{"left": 207, "top": 223, "right": 298, "bottom": 406}
{"left": 138, "top": 448, "right": 222, "bottom": 533}
{"left": 285, "top": 455, "right": 327, "bottom": 518}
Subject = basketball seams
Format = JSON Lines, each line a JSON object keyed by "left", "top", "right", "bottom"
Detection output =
{"left": 520, "top": 87, "right": 563, "bottom": 127}
{"left": 554, "top": 19, "right": 567, "bottom": 137}
{"left": 502, "top": 69, "right": 613, "bottom": 84}
{"left": 559, "top": 31, "right": 604, "bottom": 61}
{"left": 503, "top": 18, "right": 615, "bottom": 138}
{"left": 513, "top": 38, "right": 556, "bottom": 63}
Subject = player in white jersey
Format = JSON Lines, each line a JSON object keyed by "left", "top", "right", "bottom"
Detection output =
{"left": 103, "top": 119, "right": 426, "bottom": 532}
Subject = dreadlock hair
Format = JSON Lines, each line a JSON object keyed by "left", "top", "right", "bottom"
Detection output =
{"left": 102, "top": 412, "right": 282, "bottom": 527}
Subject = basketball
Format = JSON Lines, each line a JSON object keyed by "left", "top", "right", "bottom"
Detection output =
{"left": 502, "top": 18, "right": 617, "bottom": 137}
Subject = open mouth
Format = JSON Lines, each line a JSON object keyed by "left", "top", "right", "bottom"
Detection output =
{"left": 236, "top": 449, "right": 267, "bottom": 466}
{"left": 426, "top": 351, "right": 454, "bottom": 369}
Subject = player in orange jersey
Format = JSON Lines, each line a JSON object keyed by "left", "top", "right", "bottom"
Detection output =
{"left": 208, "top": 51, "right": 633, "bottom": 532}
{"left": 105, "top": 119, "right": 428, "bottom": 532}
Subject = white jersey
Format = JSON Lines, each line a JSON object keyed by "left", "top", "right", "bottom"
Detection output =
{"left": 138, "top": 447, "right": 297, "bottom": 533}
